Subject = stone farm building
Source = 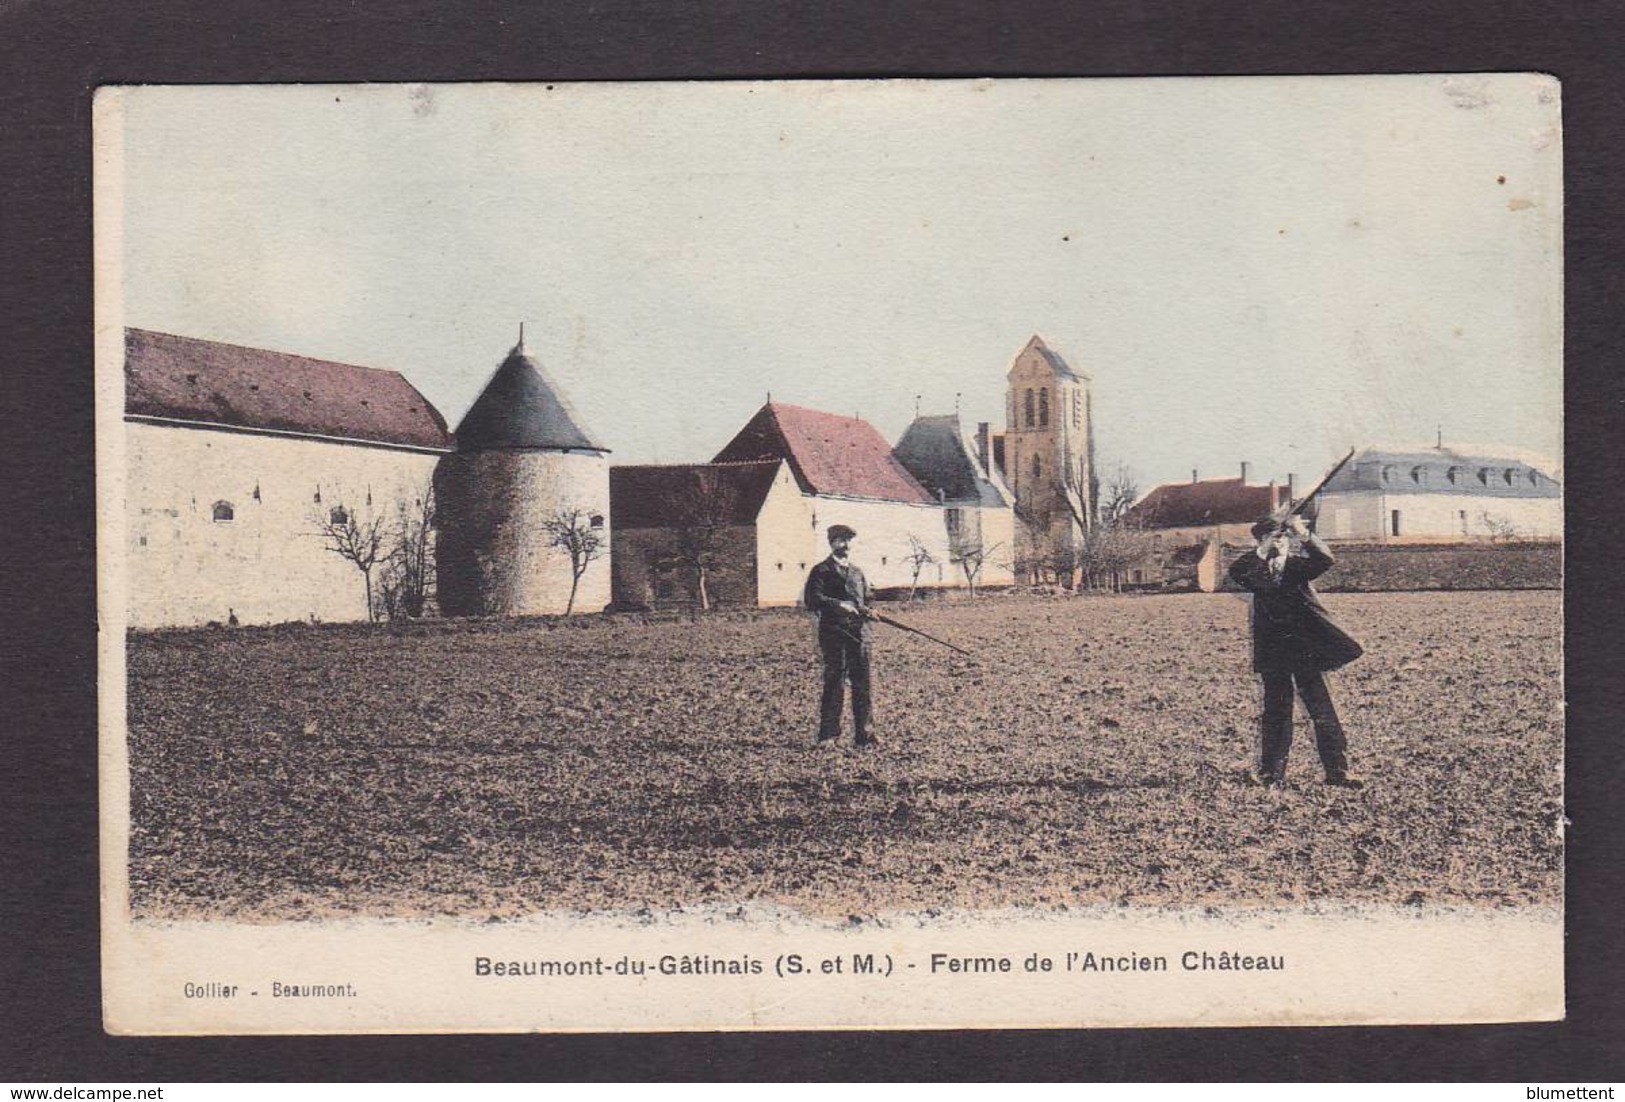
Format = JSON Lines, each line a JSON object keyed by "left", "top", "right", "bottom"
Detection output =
{"left": 122, "top": 328, "right": 610, "bottom": 628}
{"left": 610, "top": 402, "right": 1015, "bottom": 610}
{"left": 1118, "top": 467, "right": 1291, "bottom": 592}
{"left": 122, "top": 328, "right": 451, "bottom": 628}
{"left": 1314, "top": 445, "right": 1562, "bottom": 542}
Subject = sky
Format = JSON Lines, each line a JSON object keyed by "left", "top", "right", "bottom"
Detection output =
{"left": 106, "top": 75, "right": 1563, "bottom": 489}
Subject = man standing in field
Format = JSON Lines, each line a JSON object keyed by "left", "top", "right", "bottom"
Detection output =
{"left": 803, "top": 524, "right": 878, "bottom": 747}
{"left": 1228, "top": 514, "right": 1365, "bottom": 788}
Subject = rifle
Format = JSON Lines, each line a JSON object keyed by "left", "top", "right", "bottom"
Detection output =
{"left": 1269, "top": 447, "right": 1356, "bottom": 532}
{"left": 866, "top": 610, "right": 976, "bottom": 659}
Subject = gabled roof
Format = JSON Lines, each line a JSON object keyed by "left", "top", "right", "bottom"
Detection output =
{"left": 892, "top": 414, "right": 1010, "bottom": 508}
{"left": 1009, "top": 334, "right": 1088, "bottom": 382}
{"left": 1322, "top": 445, "right": 1560, "bottom": 498}
{"left": 124, "top": 328, "right": 451, "bottom": 450}
{"left": 1124, "top": 478, "right": 1285, "bottom": 530}
{"left": 610, "top": 461, "right": 783, "bottom": 530}
{"left": 453, "top": 339, "right": 608, "bottom": 452}
{"left": 712, "top": 403, "right": 935, "bottom": 504}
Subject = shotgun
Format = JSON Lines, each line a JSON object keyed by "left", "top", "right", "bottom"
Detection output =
{"left": 866, "top": 610, "right": 976, "bottom": 659}
{"left": 1270, "top": 447, "right": 1356, "bottom": 532}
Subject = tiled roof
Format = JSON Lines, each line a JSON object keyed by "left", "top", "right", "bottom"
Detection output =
{"left": 1124, "top": 478, "right": 1285, "bottom": 529}
{"left": 124, "top": 328, "right": 451, "bottom": 450}
{"left": 893, "top": 414, "right": 1009, "bottom": 508}
{"left": 610, "top": 461, "right": 783, "bottom": 529}
{"left": 1322, "top": 446, "right": 1560, "bottom": 498}
{"left": 454, "top": 340, "right": 608, "bottom": 452}
{"left": 712, "top": 403, "right": 935, "bottom": 504}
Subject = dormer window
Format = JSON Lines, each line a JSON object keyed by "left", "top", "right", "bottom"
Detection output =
{"left": 211, "top": 501, "right": 234, "bottom": 523}
{"left": 1411, "top": 466, "right": 1425, "bottom": 484}
{"left": 1446, "top": 466, "right": 1460, "bottom": 485}
{"left": 1478, "top": 468, "right": 1490, "bottom": 485}
{"left": 1381, "top": 465, "right": 1396, "bottom": 484}
{"left": 329, "top": 506, "right": 349, "bottom": 526}
{"left": 1528, "top": 470, "right": 1540, "bottom": 486}
{"left": 1503, "top": 468, "right": 1515, "bottom": 486}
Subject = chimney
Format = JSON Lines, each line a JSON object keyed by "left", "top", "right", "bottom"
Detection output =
{"left": 1240, "top": 461, "right": 1250, "bottom": 483}
{"left": 1287, "top": 472, "right": 1297, "bottom": 499}
{"left": 1191, "top": 468, "right": 1199, "bottom": 483}
{"left": 976, "top": 422, "right": 991, "bottom": 476}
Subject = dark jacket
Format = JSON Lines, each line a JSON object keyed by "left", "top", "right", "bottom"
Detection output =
{"left": 1227, "top": 534, "right": 1363, "bottom": 673}
{"left": 803, "top": 555, "right": 872, "bottom": 642}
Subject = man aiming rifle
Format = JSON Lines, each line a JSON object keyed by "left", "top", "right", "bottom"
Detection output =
{"left": 1227, "top": 450, "right": 1366, "bottom": 789}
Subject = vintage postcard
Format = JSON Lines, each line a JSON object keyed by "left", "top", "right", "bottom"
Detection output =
{"left": 95, "top": 76, "right": 1563, "bottom": 1033}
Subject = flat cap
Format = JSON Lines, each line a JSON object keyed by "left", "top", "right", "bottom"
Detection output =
{"left": 827, "top": 524, "right": 858, "bottom": 541}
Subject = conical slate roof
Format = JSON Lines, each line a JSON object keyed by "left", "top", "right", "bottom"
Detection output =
{"left": 453, "top": 338, "right": 608, "bottom": 452}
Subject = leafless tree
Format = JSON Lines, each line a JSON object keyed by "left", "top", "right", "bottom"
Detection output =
{"left": 1098, "top": 461, "right": 1140, "bottom": 525}
{"left": 313, "top": 496, "right": 388, "bottom": 622}
{"left": 904, "top": 535, "right": 936, "bottom": 601}
{"left": 378, "top": 482, "right": 437, "bottom": 620}
{"left": 1479, "top": 511, "right": 1519, "bottom": 542}
{"left": 672, "top": 468, "right": 740, "bottom": 612}
{"left": 950, "top": 541, "right": 1003, "bottom": 598}
{"left": 1010, "top": 496, "right": 1056, "bottom": 584}
{"left": 542, "top": 505, "right": 606, "bottom": 615}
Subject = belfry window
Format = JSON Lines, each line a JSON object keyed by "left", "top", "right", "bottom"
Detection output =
{"left": 1038, "top": 388, "right": 1050, "bottom": 428}
{"left": 211, "top": 501, "right": 234, "bottom": 523}
{"left": 1023, "top": 389, "right": 1035, "bottom": 428}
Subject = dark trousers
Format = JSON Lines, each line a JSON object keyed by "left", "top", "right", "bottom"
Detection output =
{"left": 1259, "top": 668, "right": 1348, "bottom": 779}
{"left": 818, "top": 627, "right": 872, "bottom": 741}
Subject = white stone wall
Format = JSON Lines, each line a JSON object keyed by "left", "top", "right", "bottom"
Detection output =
{"left": 124, "top": 421, "right": 441, "bottom": 628}
{"left": 436, "top": 450, "right": 611, "bottom": 616}
{"left": 754, "top": 478, "right": 1015, "bottom": 604}
{"left": 1319, "top": 491, "right": 1562, "bottom": 542}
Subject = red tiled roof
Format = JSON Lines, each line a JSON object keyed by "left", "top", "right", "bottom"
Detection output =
{"left": 1124, "top": 478, "right": 1285, "bottom": 529}
{"left": 712, "top": 403, "right": 935, "bottom": 504}
{"left": 610, "top": 461, "right": 783, "bottom": 530}
{"left": 124, "top": 329, "right": 451, "bottom": 450}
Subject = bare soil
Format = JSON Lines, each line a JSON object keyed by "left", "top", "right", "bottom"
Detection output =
{"left": 125, "top": 590, "right": 1563, "bottom": 921}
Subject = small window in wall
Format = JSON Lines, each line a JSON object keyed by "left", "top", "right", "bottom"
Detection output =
{"left": 1459, "top": 509, "right": 1469, "bottom": 535}
{"left": 1038, "top": 388, "right": 1050, "bottom": 428}
{"left": 776, "top": 562, "right": 784, "bottom": 571}
{"left": 881, "top": 556, "right": 888, "bottom": 566}
{"left": 329, "top": 505, "right": 349, "bottom": 526}
{"left": 1390, "top": 509, "right": 1402, "bottom": 537}
{"left": 1032, "top": 455, "right": 1042, "bottom": 480}
{"left": 211, "top": 501, "right": 234, "bottom": 523}
{"left": 1023, "top": 389, "right": 1035, "bottom": 428}
{"left": 589, "top": 514, "right": 605, "bottom": 529}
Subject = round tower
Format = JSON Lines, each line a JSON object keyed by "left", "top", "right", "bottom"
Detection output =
{"left": 436, "top": 331, "right": 611, "bottom": 616}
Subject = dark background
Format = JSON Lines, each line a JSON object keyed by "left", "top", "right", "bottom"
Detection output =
{"left": 3, "top": 0, "right": 1621, "bottom": 1082}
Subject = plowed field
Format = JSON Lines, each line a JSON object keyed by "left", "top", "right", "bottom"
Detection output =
{"left": 124, "top": 590, "right": 1562, "bottom": 920}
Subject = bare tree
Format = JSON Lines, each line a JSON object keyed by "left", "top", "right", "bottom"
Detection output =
{"left": 1479, "top": 511, "right": 1519, "bottom": 542}
{"left": 542, "top": 505, "right": 606, "bottom": 615}
{"left": 904, "top": 535, "right": 936, "bottom": 602}
{"left": 950, "top": 541, "right": 1003, "bottom": 598}
{"left": 378, "top": 482, "right": 437, "bottom": 620}
{"left": 1010, "top": 495, "right": 1056, "bottom": 584}
{"left": 672, "top": 467, "right": 741, "bottom": 612}
{"left": 1098, "top": 461, "right": 1140, "bottom": 525}
{"left": 313, "top": 496, "right": 388, "bottom": 622}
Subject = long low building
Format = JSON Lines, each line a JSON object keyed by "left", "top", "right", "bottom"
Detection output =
{"left": 122, "top": 329, "right": 451, "bottom": 628}
{"left": 1314, "top": 445, "right": 1561, "bottom": 542}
